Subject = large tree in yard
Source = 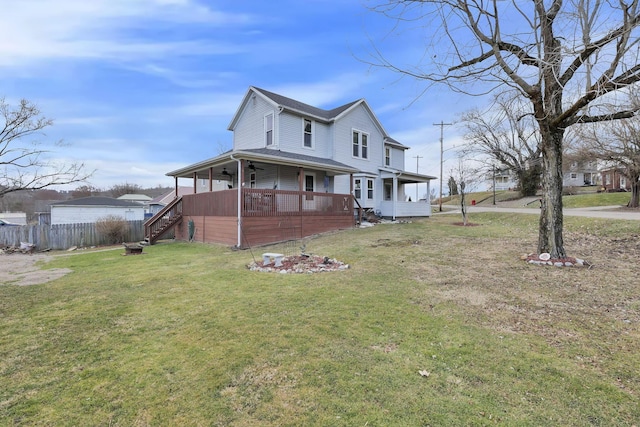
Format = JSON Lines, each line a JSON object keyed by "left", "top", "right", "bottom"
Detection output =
{"left": 371, "top": 1, "right": 640, "bottom": 258}
{"left": 1, "top": 97, "right": 92, "bottom": 197}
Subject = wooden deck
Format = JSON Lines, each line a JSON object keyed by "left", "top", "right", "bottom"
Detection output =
{"left": 157, "top": 189, "right": 355, "bottom": 248}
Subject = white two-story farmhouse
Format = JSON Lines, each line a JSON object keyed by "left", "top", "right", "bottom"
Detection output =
{"left": 146, "top": 87, "right": 435, "bottom": 248}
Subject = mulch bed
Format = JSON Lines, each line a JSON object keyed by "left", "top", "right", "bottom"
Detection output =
{"left": 248, "top": 255, "right": 349, "bottom": 274}
{"left": 523, "top": 253, "right": 591, "bottom": 267}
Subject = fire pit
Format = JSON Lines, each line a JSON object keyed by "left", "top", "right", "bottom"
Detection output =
{"left": 123, "top": 243, "right": 144, "bottom": 255}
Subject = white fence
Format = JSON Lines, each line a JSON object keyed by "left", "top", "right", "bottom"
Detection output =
{"left": 0, "top": 221, "right": 145, "bottom": 250}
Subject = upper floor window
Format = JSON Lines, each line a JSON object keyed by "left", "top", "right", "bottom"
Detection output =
{"left": 385, "top": 147, "right": 391, "bottom": 166}
{"left": 352, "top": 130, "right": 369, "bottom": 159}
{"left": 265, "top": 113, "right": 274, "bottom": 146}
{"left": 303, "top": 119, "right": 313, "bottom": 148}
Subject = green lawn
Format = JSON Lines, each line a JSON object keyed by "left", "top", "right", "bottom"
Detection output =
{"left": 562, "top": 191, "right": 631, "bottom": 208}
{"left": 2, "top": 214, "right": 639, "bottom": 426}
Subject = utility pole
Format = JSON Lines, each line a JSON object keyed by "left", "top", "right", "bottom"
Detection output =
{"left": 413, "top": 155, "right": 423, "bottom": 201}
{"left": 434, "top": 121, "right": 452, "bottom": 212}
{"left": 493, "top": 164, "right": 496, "bottom": 205}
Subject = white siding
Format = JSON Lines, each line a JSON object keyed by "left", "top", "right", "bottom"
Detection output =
{"left": 332, "top": 106, "right": 384, "bottom": 174}
{"left": 233, "top": 95, "right": 278, "bottom": 150}
{"left": 276, "top": 112, "right": 332, "bottom": 158}
{"left": 390, "top": 146, "right": 405, "bottom": 170}
{"left": 51, "top": 206, "right": 145, "bottom": 225}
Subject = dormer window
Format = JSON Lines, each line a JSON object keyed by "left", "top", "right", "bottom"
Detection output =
{"left": 303, "top": 119, "right": 313, "bottom": 148}
{"left": 265, "top": 113, "right": 274, "bottom": 146}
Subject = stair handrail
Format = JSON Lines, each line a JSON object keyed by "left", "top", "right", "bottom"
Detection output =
{"left": 144, "top": 196, "right": 183, "bottom": 244}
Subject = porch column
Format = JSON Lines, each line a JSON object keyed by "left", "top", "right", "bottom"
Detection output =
{"left": 208, "top": 167, "right": 213, "bottom": 192}
{"left": 392, "top": 175, "right": 398, "bottom": 221}
{"left": 298, "top": 167, "right": 304, "bottom": 213}
{"left": 193, "top": 172, "right": 197, "bottom": 194}
{"left": 236, "top": 158, "right": 244, "bottom": 248}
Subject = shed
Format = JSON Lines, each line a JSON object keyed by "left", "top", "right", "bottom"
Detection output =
{"left": 50, "top": 196, "right": 146, "bottom": 225}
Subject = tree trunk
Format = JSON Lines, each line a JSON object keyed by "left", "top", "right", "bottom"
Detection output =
{"left": 538, "top": 128, "right": 566, "bottom": 258}
{"left": 628, "top": 173, "right": 640, "bottom": 208}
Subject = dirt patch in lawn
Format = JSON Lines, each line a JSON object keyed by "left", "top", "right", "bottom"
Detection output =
{"left": 0, "top": 253, "right": 73, "bottom": 286}
{"left": 409, "top": 232, "right": 640, "bottom": 347}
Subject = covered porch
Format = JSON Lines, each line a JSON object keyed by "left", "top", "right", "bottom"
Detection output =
{"left": 145, "top": 149, "right": 359, "bottom": 248}
{"left": 379, "top": 169, "right": 436, "bottom": 219}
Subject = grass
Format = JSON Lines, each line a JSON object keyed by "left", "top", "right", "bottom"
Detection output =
{"left": 562, "top": 191, "right": 631, "bottom": 208}
{"left": 1, "top": 214, "right": 639, "bottom": 426}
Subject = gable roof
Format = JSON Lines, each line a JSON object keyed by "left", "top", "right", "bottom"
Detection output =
{"left": 228, "top": 86, "right": 391, "bottom": 139}
{"left": 252, "top": 87, "right": 360, "bottom": 122}
{"left": 117, "top": 194, "right": 152, "bottom": 202}
{"left": 50, "top": 196, "right": 145, "bottom": 207}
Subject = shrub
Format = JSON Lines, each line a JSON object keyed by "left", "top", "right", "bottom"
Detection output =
{"left": 96, "top": 215, "right": 129, "bottom": 244}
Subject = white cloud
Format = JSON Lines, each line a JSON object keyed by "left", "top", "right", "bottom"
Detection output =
{"left": 0, "top": 0, "right": 253, "bottom": 67}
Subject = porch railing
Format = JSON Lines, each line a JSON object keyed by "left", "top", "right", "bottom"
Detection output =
{"left": 241, "top": 188, "right": 353, "bottom": 217}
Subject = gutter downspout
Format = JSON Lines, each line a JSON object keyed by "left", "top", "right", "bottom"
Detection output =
{"left": 230, "top": 154, "right": 242, "bottom": 248}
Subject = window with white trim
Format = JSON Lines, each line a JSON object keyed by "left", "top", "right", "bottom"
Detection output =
{"left": 250, "top": 172, "right": 256, "bottom": 188}
{"left": 265, "top": 113, "right": 274, "bottom": 146}
{"left": 352, "top": 130, "right": 369, "bottom": 159}
{"left": 354, "top": 178, "right": 362, "bottom": 199}
{"left": 570, "top": 173, "right": 577, "bottom": 179}
{"left": 303, "top": 119, "right": 313, "bottom": 148}
{"left": 385, "top": 147, "right": 391, "bottom": 166}
{"left": 367, "top": 179, "right": 374, "bottom": 200}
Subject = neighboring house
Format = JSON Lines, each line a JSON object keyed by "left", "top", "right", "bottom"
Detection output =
{"left": 147, "top": 86, "right": 435, "bottom": 248}
{"left": 489, "top": 168, "right": 518, "bottom": 191}
{"left": 51, "top": 197, "right": 146, "bottom": 225}
{"left": 600, "top": 167, "right": 632, "bottom": 192}
{"left": 117, "top": 194, "right": 153, "bottom": 214}
{"left": 563, "top": 158, "right": 599, "bottom": 187}
{"left": 148, "top": 187, "right": 198, "bottom": 215}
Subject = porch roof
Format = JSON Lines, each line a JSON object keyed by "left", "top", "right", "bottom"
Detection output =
{"left": 166, "top": 148, "right": 360, "bottom": 179}
{"left": 379, "top": 168, "right": 437, "bottom": 183}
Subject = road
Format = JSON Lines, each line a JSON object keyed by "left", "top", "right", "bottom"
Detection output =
{"left": 435, "top": 204, "right": 640, "bottom": 221}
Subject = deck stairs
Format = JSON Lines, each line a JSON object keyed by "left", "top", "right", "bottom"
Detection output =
{"left": 144, "top": 196, "right": 183, "bottom": 245}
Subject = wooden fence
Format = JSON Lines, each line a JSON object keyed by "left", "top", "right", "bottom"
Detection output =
{"left": 0, "top": 221, "right": 145, "bottom": 250}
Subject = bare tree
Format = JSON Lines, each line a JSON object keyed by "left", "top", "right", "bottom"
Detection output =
{"left": 459, "top": 91, "right": 542, "bottom": 196}
{"left": 109, "top": 183, "right": 142, "bottom": 198}
{"left": 1, "top": 97, "right": 92, "bottom": 198}
{"left": 370, "top": 1, "right": 640, "bottom": 258}
{"left": 449, "top": 159, "right": 482, "bottom": 226}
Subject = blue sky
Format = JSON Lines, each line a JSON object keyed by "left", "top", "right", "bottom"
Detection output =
{"left": 1, "top": 0, "right": 475, "bottom": 193}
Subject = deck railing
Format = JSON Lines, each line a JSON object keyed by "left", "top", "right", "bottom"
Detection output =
{"left": 178, "top": 188, "right": 354, "bottom": 218}
{"left": 241, "top": 188, "right": 353, "bottom": 217}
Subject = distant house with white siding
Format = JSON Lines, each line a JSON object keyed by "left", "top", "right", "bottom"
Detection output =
{"left": 50, "top": 197, "right": 145, "bottom": 225}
